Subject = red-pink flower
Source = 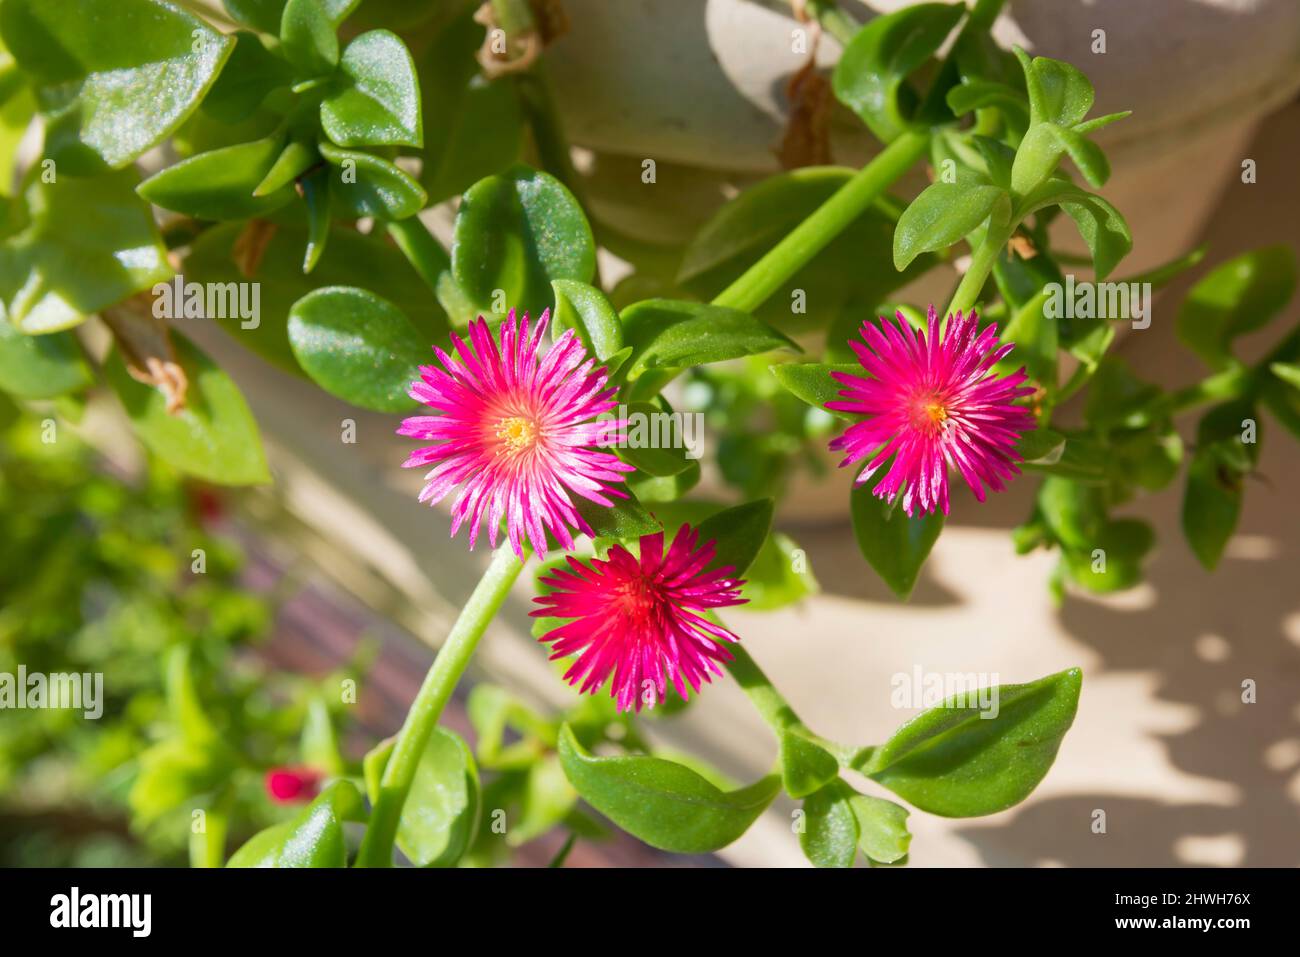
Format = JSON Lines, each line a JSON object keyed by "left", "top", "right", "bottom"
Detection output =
{"left": 531, "top": 525, "right": 747, "bottom": 712}
{"left": 398, "top": 309, "right": 633, "bottom": 558}
{"left": 265, "top": 766, "right": 323, "bottom": 804}
{"left": 828, "top": 307, "right": 1036, "bottom": 517}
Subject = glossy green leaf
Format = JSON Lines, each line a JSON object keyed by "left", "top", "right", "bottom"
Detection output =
{"left": 2, "top": 168, "right": 171, "bottom": 333}
{"left": 321, "top": 30, "right": 422, "bottom": 148}
{"left": 850, "top": 483, "right": 944, "bottom": 600}
{"left": 202, "top": 31, "right": 292, "bottom": 124}
{"left": 452, "top": 165, "right": 595, "bottom": 320}
{"left": 510, "top": 755, "right": 577, "bottom": 846}
{"left": 865, "top": 668, "right": 1082, "bottom": 817}
{"left": 1017, "top": 427, "right": 1065, "bottom": 466}
{"left": 894, "top": 183, "right": 1008, "bottom": 271}
{"left": 319, "top": 141, "right": 426, "bottom": 220}
{"left": 1181, "top": 402, "right": 1257, "bottom": 570}
{"left": 104, "top": 332, "right": 271, "bottom": 485}
{"left": 1176, "top": 246, "right": 1296, "bottom": 369}
{"left": 620, "top": 299, "right": 797, "bottom": 380}
{"left": 695, "top": 498, "right": 774, "bottom": 576}
{"left": 848, "top": 793, "right": 911, "bottom": 864}
{"left": 138, "top": 137, "right": 293, "bottom": 220}
{"left": 740, "top": 531, "right": 819, "bottom": 610}
{"left": 280, "top": 0, "right": 338, "bottom": 76}
{"left": 551, "top": 279, "right": 623, "bottom": 361}
{"left": 255, "top": 137, "right": 318, "bottom": 196}
{"left": 287, "top": 286, "right": 425, "bottom": 412}
{"left": 223, "top": 0, "right": 289, "bottom": 34}
{"left": 0, "top": 0, "right": 232, "bottom": 172}
{"left": 1058, "top": 190, "right": 1131, "bottom": 281}
{"left": 800, "top": 780, "right": 860, "bottom": 868}
{"left": 228, "top": 780, "right": 364, "bottom": 867}
{"left": 1037, "top": 476, "right": 1104, "bottom": 550}
{"left": 769, "top": 362, "right": 861, "bottom": 419}
{"left": 300, "top": 165, "right": 330, "bottom": 272}
{"left": 397, "top": 727, "right": 480, "bottom": 867}
{"left": 832, "top": 2, "right": 966, "bottom": 142}
{"left": 557, "top": 725, "right": 780, "bottom": 854}
{"left": 0, "top": 322, "right": 91, "bottom": 398}
{"left": 574, "top": 493, "right": 661, "bottom": 543}
{"left": 1018, "top": 49, "right": 1094, "bottom": 127}
{"left": 945, "top": 80, "right": 1027, "bottom": 124}
{"left": 617, "top": 400, "right": 693, "bottom": 478}
{"left": 780, "top": 730, "right": 840, "bottom": 799}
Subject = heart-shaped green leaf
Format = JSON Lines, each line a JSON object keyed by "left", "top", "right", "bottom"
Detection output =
{"left": 0, "top": 0, "right": 232, "bottom": 172}
{"left": 280, "top": 0, "right": 338, "bottom": 77}
{"left": 850, "top": 483, "right": 944, "bottom": 600}
{"left": 287, "top": 286, "right": 426, "bottom": 412}
{"left": 138, "top": 137, "right": 294, "bottom": 220}
{"left": 865, "top": 668, "right": 1082, "bottom": 817}
{"left": 848, "top": 793, "right": 911, "bottom": 864}
{"left": 321, "top": 30, "right": 422, "bottom": 148}
{"left": 452, "top": 165, "right": 595, "bottom": 320}
{"left": 105, "top": 332, "right": 270, "bottom": 486}
{"left": 557, "top": 725, "right": 779, "bottom": 853}
{"left": 780, "top": 730, "right": 840, "bottom": 799}
{"left": 769, "top": 362, "right": 862, "bottom": 419}
{"left": 894, "top": 182, "right": 1008, "bottom": 271}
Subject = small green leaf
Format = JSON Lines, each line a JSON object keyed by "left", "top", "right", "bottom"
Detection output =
{"left": 1270, "top": 361, "right": 1300, "bottom": 392}
{"left": 800, "top": 780, "right": 860, "bottom": 868}
{"left": 280, "top": 0, "right": 338, "bottom": 77}
{"left": 137, "top": 137, "right": 294, "bottom": 220}
{"left": 300, "top": 165, "right": 331, "bottom": 273}
{"left": 255, "top": 137, "right": 319, "bottom": 196}
{"left": 0, "top": 323, "right": 91, "bottom": 399}
{"left": 848, "top": 793, "right": 911, "bottom": 864}
{"left": 832, "top": 2, "right": 966, "bottom": 142}
{"left": 319, "top": 141, "right": 426, "bottom": 220}
{"left": 780, "top": 730, "right": 840, "bottom": 799}
{"left": 850, "top": 483, "right": 944, "bottom": 600}
{"left": 694, "top": 498, "right": 774, "bottom": 576}
{"left": 105, "top": 332, "right": 270, "bottom": 486}
{"left": 321, "top": 30, "right": 422, "bottom": 148}
{"left": 770, "top": 362, "right": 862, "bottom": 419}
{"left": 1037, "top": 475, "right": 1104, "bottom": 550}
{"left": 1019, "top": 49, "right": 1094, "bottom": 127}
{"left": 1084, "top": 357, "right": 1160, "bottom": 430}
{"left": 510, "top": 755, "right": 576, "bottom": 846}
{"left": 287, "top": 286, "right": 426, "bottom": 412}
{"left": 740, "top": 531, "right": 819, "bottom": 610}
{"left": 202, "top": 31, "right": 293, "bottom": 124}
{"left": 865, "top": 668, "right": 1082, "bottom": 817}
{"left": 1063, "top": 518, "right": 1154, "bottom": 593}
{"left": 575, "top": 492, "right": 661, "bottom": 543}
{"left": 452, "top": 165, "right": 595, "bottom": 320}
{"left": 1177, "top": 245, "right": 1297, "bottom": 369}
{"left": 0, "top": 0, "right": 233, "bottom": 171}
{"left": 228, "top": 780, "right": 364, "bottom": 867}
{"left": 893, "top": 183, "right": 1008, "bottom": 271}
{"left": 557, "top": 725, "right": 780, "bottom": 854}
{"left": 299, "top": 696, "right": 344, "bottom": 775}
{"left": 621, "top": 299, "right": 797, "bottom": 380}
{"left": 397, "top": 727, "right": 480, "bottom": 867}
{"left": 1016, "top": 427, "right": 1065, "bottom": 465}
{"left": 551, "top": 279, "right": 623, "bottom": 361}
{"left": 1181, "top": 401, "right": 1257, "bottom": 570}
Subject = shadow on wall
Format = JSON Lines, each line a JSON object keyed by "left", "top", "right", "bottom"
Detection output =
{"left": 953, "top": 100, "right": 1300, "bottom": 867}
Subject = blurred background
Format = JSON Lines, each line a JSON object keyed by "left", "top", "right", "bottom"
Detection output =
{"left": 3, "top": 0, "right": 1298, "bottom": 866}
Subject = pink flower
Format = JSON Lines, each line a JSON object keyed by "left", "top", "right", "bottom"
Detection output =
{"left": 398, "top": 309, "right": 633, "bottom": 559}
{"left": 265, "top": 766, "right": 323, "bottom": 803}
{"left": 531, "top": 525, "right": 748, "bottom": 712}
{"left": 828, "top": 307, "right": 1036, "bottom": 517}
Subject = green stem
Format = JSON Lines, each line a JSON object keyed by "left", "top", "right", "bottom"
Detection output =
{"left": 385, "top": 217, "right": 451, "bottom": 296}
{"left": 945, "top": 225, "right": 1011, "bottom": 320}
{"left": 712, "top": 130, "right": 930, "bottom": 314}
{"left": 802, "top": 0, "right": 860, "bottom": 45}
{"left": 356, "top": 545, "right": 526, "bottom": 867}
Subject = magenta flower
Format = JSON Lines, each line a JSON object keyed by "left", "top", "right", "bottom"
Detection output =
{"left": 531, "top": 525, "right": 748, "bottom": 712}
{"left": 265, "top": 766, "right": 323, "bottom": 804}
{"left": 399, "top": 310, "right": 633, "bottom": 558}
{"left": 828, "top": 307, "right": 1036, "bottom": 517}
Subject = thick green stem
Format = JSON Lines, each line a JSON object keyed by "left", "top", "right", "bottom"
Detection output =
{"left": 945, "top": 226, "right": 1011, "bottom": 321}
{"left": 356, "top": 545, "right": 526, "bottom": 867}
{"left": 712, "top": 130, "right": 929, "bottom": 314}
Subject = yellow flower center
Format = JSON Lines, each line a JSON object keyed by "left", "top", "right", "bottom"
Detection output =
{"left": 924, "top": 401, "right": 948, "bottom": 425}
{"left": 495, "top": 415, "right": 539, "bottom": 452}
